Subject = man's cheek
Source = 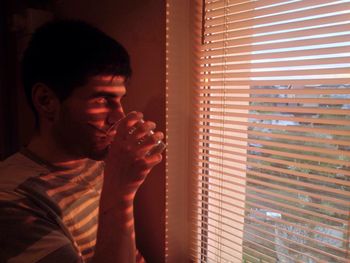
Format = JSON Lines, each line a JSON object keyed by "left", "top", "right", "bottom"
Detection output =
{"left": 85, "top": 113, "right": 109, "bottom": 130}
{"left": 85, "top": 104, "right": 109, "bottom": 121}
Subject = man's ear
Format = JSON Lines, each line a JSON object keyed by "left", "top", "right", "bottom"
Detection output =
{"left": 31, "top": 83, "right": 60, "bottom": 122}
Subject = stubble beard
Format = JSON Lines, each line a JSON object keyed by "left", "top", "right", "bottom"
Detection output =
{"left": 54, "top": 123, "right": 114, "bottom": 161}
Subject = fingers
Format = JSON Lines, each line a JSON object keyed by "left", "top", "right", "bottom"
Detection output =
{"left": 137, "top": 131, "right": 163, "bottom": 148}
{"left": 104, "top": 112, "right": 164, "bottom": 194}
{"left": 145, "top": 139, "right": 166, "bottom": 157}
{"left": 116, "top": 111, "right": 143, "bottom": 139}
{"left": 128, "top": 121, "right": 156, "bottom": 140}
{"left": 113, "top": 110, "right": 165, "bottom": 160}
{"left": 134, "top": 131, "right": 164, "bottom": 156}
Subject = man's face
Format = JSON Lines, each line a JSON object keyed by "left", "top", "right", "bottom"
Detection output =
{"left": 53, "top": 75, "right": 127, "bottom": 160}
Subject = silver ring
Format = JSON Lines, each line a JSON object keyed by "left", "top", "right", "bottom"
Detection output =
{"left": 137, "top": 136, "right": 147, "bottom": 145}
{"left": 128, "top": 126, "right": 137, "bottom": 135}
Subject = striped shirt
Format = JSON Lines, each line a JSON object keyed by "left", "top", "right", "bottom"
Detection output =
{"left": 0, "top": 149, "right": 104, "bottom": 262}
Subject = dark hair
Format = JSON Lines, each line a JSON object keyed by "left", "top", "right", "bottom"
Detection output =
{"left": 21, "top": 19, "right": 132, "bottom": 123}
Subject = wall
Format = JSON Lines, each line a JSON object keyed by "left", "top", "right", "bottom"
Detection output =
{"left": 0, "top": 0, "right": 20, "bottom": 159}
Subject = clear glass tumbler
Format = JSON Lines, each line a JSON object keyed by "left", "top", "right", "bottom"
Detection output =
{"left": 88, "top": 118, "right": 166, "bottom": 157}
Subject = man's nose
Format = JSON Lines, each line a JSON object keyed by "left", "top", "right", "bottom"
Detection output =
{"left": 107, "top": 106, "right": 125, "bottom": 125}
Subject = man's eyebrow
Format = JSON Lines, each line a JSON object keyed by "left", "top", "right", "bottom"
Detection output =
{"left": 90, "top": 91, "right": 126, "bottom": 98}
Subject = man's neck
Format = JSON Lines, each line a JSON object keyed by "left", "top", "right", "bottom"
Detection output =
{"left": 27, "top": 130, "right": 86, "bottom": 165}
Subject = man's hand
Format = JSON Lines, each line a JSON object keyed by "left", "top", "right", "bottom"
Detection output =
{"left": 93, "top": 111, "right": 164, "bottom": 263}
{"left": 103, "top": 111, "right": 164, "bottom": 201}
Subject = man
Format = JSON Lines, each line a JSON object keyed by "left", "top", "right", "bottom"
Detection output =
{"left": 0, "top": 20, "right": 164, "bottom": 262}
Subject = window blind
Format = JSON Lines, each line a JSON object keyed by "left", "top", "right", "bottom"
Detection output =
{"left": 190, "top": 0, "right": 350, "bottom": 262}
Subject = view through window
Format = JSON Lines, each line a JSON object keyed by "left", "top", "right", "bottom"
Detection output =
{"left": 193, "top": 0, "right": 350, "bottom": 262}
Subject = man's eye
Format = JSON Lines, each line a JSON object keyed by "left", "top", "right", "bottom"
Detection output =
{"left": 96, "top": 97, "right": 108, "bottom": 105}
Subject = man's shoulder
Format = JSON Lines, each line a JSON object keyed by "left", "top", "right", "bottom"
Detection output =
{"left": 0, "top": 152, "right": 49, "bottom": 191}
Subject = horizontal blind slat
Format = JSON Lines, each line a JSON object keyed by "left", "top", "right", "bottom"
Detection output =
{"left": 243, "top": 247, "right": 277, "bottom": 263}
{"left": 199, "top": 103, "right": 350, "bottom": 115}
{"left": 193, "top": 201, "right": 347, "bottom": 242}
{"left": 194, "top": 205, "right": 347, "bottom": 246}
{"left": 247, "top": 180, "right": 348, "bottom": 214}
{"left": 198, "top": 131, "right": 350, "bottom": 160}
{"left": 196, "top": 161, "right": 350, "bottom": 193}
{"left": 196, "top": 185, "right": 246, "bottom": 205}
{"left": 198, "top": 110, "right": 350, "bottom": 126}
{"left": 198, "top": 150, "right": 350, "bottom": 178}
{"left": 199, "top": 57, "right": 350, "bottom": 71}
{"left": 193, "top": 208, "right": 345, "bottom": 262}
{"left": 189, "top": 245, "right": 242, "bottom": 262}
{"left": 198, "top": 117, "right": 350, "bottom": 136}
{"left": 195, "top": 204, "right": 245, "bottom": 223}
{"left": 192, "top": 233, "right": 244, "bottom": 260}
{"left": 201, "top": 79, "right": 349, "bottom": 86}
{"left": 197, "top": 96, "right": 350, "bottom": 104}
{"left": 192, "top": 209, "right": 244, "bottom": 232}
{"left": 206, "top": 0, "right": 280, "bottom": 11}
{"left": 193, "top": 223, "right": 343, "bottom": 262}
{"left": 198, "top": 161, "right": 350, "bottom": 200}
{"left": 202, "top": 35, "right": 350, "bottom": 58}
{"left": 205, "top": 0, "right": 348, "bottom": 26}
{"left": 201, "top": 46, "right": 350, "bottom": 63}
{"left": 205, "top": 13, "right": 350, "bottom": 42}
{"left": 197, "top": 88, "right": 350, "bottom": 94}
{"left": 245, "top": 191, "right": 348, "bottom": 225}
{"left": 241, "top": 227, "right": 323, "bottom": 262}
{"left": 192, "top": 226, "right": 244, "bottom": 250}
{"left": 205, "top": 12, "right": 350, "bottom": 41}
{"left": 243, "top": 200, "right": 345, "bottom": 234}
{"left": 192, "top": 210, "right": 347, "bottom": 254}
{"left": 205, "top": 2, "right": 350, "bottom": 34}
{"left": 200, "top": 67, "right": 350, "bottom": 79}
{"left": 198, "top": 137, "right": 350, "bottom": 167}
{"left": 241, "top": 222, "right": 348, "bottom": 261}
{"left": 196, "top": 153, "right": 350, "bottom": 180}
{"left": 197, "top": 173, "right": 348, "bottom": 218}
{"left": 197, "top": 124, "right": 350, "bottom": 146}
{"left": 248, "top": 154, "right": 350, "bottom": 177}
{"left": 203, "top": 25, "right": 350, "bottom": 52}
{"left": 197, "top": 169, "right": 349, "bottom": 209}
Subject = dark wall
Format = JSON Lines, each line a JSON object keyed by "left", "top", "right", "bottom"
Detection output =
{"left": 0, "top": 0, "right": 19, "bottom": 160}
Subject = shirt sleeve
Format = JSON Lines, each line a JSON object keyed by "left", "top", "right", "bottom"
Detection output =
{"left": 0, "top": 192, "right": 81, "bottom": 263}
